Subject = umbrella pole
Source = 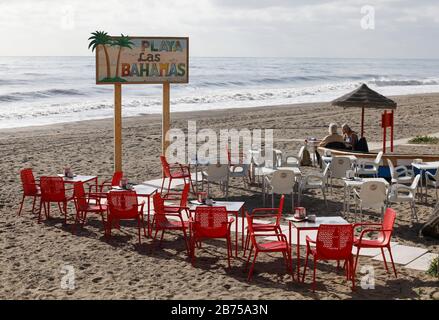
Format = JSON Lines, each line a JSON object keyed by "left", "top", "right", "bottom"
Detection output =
{"left": 361, "top": 107, "right": 364, "bottom": 137}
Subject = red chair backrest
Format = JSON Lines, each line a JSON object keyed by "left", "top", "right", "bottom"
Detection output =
{"left": 20, "top": 168, "right": 38, "bottom": 196}
{"left": 152, "top": 192, "right": 170, "bottom": 226}
{"left": 179, "top": 183, "right": 190, "bottom": 208}
{"left": 40, "top": 176, "right": 66, "bottom": 202}
{"left": 160, "top": 155, "right": 171, "bottom": 177}
{"left": 381, "top": 208, "right": 396, "bottom": 245}
{"left": 111, "top": 171, "right": 124, "bottom": 187}
{"left": 275, "top": 195, "right": 285, "bottom": 225}
{"left": 107, "top": 190, "right": 139, "bottom": 219}
{"left": 73, "top": 182, "right": 87, "bottom": 211}
{"left": 194, "top": 206, "right": 228, "bottom": 238}
{"left": 316, "top": 224, "right": 353, "bottom": 260}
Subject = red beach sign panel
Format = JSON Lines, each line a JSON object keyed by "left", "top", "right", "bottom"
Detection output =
{"left": 95, "top": 36, "right": 189, "bottom": 84}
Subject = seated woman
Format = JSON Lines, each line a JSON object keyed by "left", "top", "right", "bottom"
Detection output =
{"left": 342, "top": 123, "right": 359, "bottom": 150}
{"left": 319, "top": 123, "right": 345, "bottom": 148}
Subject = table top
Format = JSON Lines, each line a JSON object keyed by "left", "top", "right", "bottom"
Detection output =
{"left": 287, "top": 216, "right": 349, "bottom": 229}
{"left": 57, "top": 174, "right": 97, "bottom": 183}
{"left": 254, "top": 166, "right": 302, "bottom": 176}
{"left": 412, "top": 161, "right": 439, "bottom": 170}
{"left": 342, "top": 177, "right": 389, "bottom": 187}
{"left": 188, "top": 200, "right": 245, "bottom": 212}
{"left": 109, "top": 184, "right": 157, "bottom": 196}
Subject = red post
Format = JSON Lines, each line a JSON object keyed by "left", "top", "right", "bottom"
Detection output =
{"left": 390, "top": 110, "right": 394, "bottom": 152}
{"left": 382, "top": 110, "right": 387, "bottom": 154}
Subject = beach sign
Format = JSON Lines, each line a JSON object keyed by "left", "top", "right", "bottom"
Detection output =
{"left": 94, "top": 35, "right": 189, "bottom": 84}
{"left": 89, "top": 31, "right": 189, "bottom": 171}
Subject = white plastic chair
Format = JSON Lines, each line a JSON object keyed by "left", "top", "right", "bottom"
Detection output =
{"left": 229, "top": 164, "right": 250, "bottom": 188}
{"left": 201, "top": 164, "right": 229, "bottom": 198}
{"left": 353, "top": 181, "right": 387, "bottom": 222}
{"left": 387, "top": 174, "right": 421, "bottom": 223}
{"left": 387, "top": 159, "right": 414, "bottom": 185}
{"left": 356, "top": 152, "right": 383, "bottom": 177}
{"left": 265, "top": 170, "right": 296, "bottom": 209}
{"left": 328, "top": 156, "right": 353, "bottom": 195}
{"left": 298, "top": 165, "right": 329, "bottom": 208}
{"left": 283, "top": 146, "right": 305, "bottom": 168}
{"left": 426, "top": 169, "right": 439, "bottom": 205}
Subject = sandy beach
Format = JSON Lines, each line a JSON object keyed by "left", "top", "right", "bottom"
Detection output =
{"left": 1, "top": 92, "right": 439, "bottom": 300}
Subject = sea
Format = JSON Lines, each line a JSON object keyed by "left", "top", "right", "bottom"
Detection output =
{"left": 1, "top": 56, "right": 439, "bottom": 129}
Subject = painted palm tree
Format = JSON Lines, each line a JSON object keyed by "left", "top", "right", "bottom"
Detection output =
{"left": 88, "top": 31, "right": 112, "bottom": 79}
{"left": 111, "top": 34, "right": 134, "bottom": 78}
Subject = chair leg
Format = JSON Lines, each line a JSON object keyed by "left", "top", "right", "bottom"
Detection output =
{"left": 167, "top": 177, "right": 172, "bottom": 193}
{"left": 182, "top": 227, "right": 190, "bottom": 256}
{"left": 160, "top": 177, "right": 165, "bottom": 193}
{"left": 387, "top": 245, "right": 398, "bottom": 278}
{"left": 38, "top": 201, "right": 44, "bottom": 223}
{"left": 302, "top": 252, "right": 310, "bottom": 283}
{"left": 226, "top": 236, "right": 231, "bottom": 269}
{"left": 350, "top": 256, "right": 355, "bottom": 290}
{"left": 31, "top": 196, "right": 37, "bottom": 214}
{"left": 247, "top": 251, "right": 258, "bottom": 281}
{"left": 245, "top": 245, "right": 253, "bottom": 270}
{"left": 380, "top": 247, "right": 389, "bottom": 273}
{"left": 18, "top": 195, "right": 25, "bottom": 216}
{"left": 354, "top": 246, "right": 361, "bottom": 275}
{"left": 312, "top": 256, "right": 317, "bottom": 291}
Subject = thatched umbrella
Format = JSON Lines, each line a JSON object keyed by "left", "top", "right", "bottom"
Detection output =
{"left": 331, "top": 83, "right": 397, "bottom": 137}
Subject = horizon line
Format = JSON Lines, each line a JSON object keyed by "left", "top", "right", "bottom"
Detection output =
{"left": 1, "top": 55, "right": 439, "bottom": 60}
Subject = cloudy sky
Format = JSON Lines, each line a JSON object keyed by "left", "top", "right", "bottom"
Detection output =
{"left": 1, "top": 0, "right": 438, "bottom": 58}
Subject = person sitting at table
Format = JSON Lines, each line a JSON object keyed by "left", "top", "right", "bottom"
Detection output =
{"left": 342, "top": 123, "right": 359, "bottom": 150}
{"left": 319, "top": 123, "right": 345, "bottom": 148}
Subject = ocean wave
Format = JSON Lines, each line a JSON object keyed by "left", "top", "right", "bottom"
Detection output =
{"left": 369, "top": 78, "right": 439, "bottom": 87}
{"left": 0, "top": 88, "right": 84, "bottom": 102}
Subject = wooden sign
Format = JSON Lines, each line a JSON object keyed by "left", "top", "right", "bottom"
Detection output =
{"left": 96, "top": 36, "right": 189, "bottom": 84}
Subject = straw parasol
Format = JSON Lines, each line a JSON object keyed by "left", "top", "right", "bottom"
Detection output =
{"left": 331, "top": 83, "right": 397, "bottom": 137}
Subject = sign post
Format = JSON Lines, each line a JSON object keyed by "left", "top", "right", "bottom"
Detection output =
{"left": 162, "top": 82, "right": 171, "bottom": 155}
{"left": 91, "top": 33, "right": 189, "bottom": 171}
{"left": 114, "top": 84, "right": 122, "bottom": 171}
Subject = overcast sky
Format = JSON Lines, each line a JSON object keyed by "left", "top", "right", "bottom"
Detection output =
{"left": 1, "top": 0, "right": 438, "bottom": 58}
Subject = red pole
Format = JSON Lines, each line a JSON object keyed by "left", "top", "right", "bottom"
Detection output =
{"left": 383, "top": 110, "right": 387, "bottom": 154}
{"left": 361, "top": 107, "right": 365, "bottom": 137}
{"left": 390, "top": 110, "right": 394, "bottom": 152}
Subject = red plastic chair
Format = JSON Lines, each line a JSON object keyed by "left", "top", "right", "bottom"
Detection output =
{"left": 160, "top": 155, "right": 195, "bottom": 194}
{"left": 18, "top": 168, "right": 40, "bottom": 216}
{"left": 106, "top": 190, "right": 145, "bottom": 244}
{"left": 89, "top": 171, "right": 123, "bottom": 193}
{"left": 245, "top": 212, "right": 293, "bottom": 282}
{"left": 353, "top": 208, "right": 398, "bottom": 277}
{"left": 243, "top": 195, "right": 285, "bottom": 256}
{"left": 162, "top": 183, "right": 191, "bottom": 217}
{"left": 73, "top": 181, "right": 107, "bottom": 232}
{"left": 189, "top": 206, "right": 234, "bottom": 268}
{"left": 302, "top": 224, "right": 355, "bottom": 291}
{"left": 39, "top": 176, "right": 74, "bottom": 224}
{"left": 151, "top": 192, "right": 190, "bottom": 254}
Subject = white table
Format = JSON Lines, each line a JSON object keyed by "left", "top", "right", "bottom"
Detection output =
{"left": 342, "top": 177, "right": 389, "bottom": 215}
{"left": 412, "top": 161, "right": 439, "bottom": 203}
